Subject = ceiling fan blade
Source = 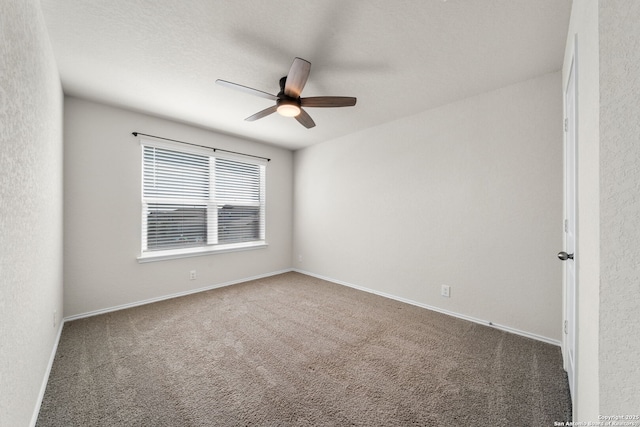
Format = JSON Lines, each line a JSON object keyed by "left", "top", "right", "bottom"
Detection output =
{"left": 216, "top": 79, "right": 277, "bottom": 101}
{"left": 284, "top": 57, "right": 311, "bottom": 98}
{"left": 245, "top": 105, "right": 278, "bottom": 121}
{"left": 301, "top": 96, "right": 357, "bottom": 108}
{"left": 295, "top": 108, "right": 316, "bottom": 129}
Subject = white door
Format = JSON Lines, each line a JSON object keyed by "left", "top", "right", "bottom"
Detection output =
{"left": 561, "top": 51, "right": 577, "bottom": 401}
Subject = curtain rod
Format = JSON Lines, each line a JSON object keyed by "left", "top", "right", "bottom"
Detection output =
{"left": 131, "top": 132, "right": 271, "bottom": 162}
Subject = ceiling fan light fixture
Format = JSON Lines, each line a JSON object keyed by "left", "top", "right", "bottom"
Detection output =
{"left": 276, "top": 100, "right": 301, "bottom": 117}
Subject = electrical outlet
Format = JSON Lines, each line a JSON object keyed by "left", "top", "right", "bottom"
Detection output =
{"left": 441, "top": 285, "right": 451, "bottom": 298}
{"left": 53, "top": 310, "right": 57, "bottom": 328}
{"left": 189, "top": 270, "right": 197, "bottom": 280}
{"left": 298, "top": 254, "right": 303, "bottom": 262}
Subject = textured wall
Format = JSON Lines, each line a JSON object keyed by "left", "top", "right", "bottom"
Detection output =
{"left": 0, "top": 1, "right": 64, "bottom": 426}
{"left": 599, "top": 0, "right": 640, "bottom": 414}
{"left": 63, "top": 97, "right": 293, "bottom": 317}
{"left": 294, "top": 73, "right": 563, "bottom": 342}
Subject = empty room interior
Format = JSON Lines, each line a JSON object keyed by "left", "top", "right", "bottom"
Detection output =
{"left": 2, "top": 0, "right": 639, "bottom": 426}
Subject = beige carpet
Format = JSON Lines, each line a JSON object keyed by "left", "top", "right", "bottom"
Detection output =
{"left": 37, "top": 272, "right": 571, "bottom": 426}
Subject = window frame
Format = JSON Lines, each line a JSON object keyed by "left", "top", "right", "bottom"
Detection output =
{"left": 137, "top": 138, "right": 267, "bottom": 263}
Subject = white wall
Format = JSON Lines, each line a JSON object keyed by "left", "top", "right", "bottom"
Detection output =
{"left": 0, "top": 1, "right": 64, "bottom": 426}
{"left": 562, "top": 0, "right": 600, "bottom": 421}
{"left": 294, "top": 73, "right": 563, "bottom": 342}
{"left": 598, "top": 0, "right": 640, "bottom": 414}
{"left": 63, "top": 97, "right": 293, "bottom": 317}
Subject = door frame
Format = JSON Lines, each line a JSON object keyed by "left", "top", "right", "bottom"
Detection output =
{"left": 562, "top": 35, "right": 578, "bottom": 405}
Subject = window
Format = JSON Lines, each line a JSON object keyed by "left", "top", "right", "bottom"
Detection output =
{"left": 139, "top": 139, "right": 266, "bottom": 261}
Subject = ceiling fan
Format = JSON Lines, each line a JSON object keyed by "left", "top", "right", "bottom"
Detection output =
{"left": 216, "top": 57, "right": 356, "bottom": 129}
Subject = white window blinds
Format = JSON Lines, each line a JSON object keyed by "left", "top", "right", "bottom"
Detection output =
{"left": 215, "top": 158, "right": 265, "bottom": 244}
{"left": 143, "top": 147, "right": 209, "bottom": 199}
{"left": 141, "top": 141, "right": 266, "bottom": 256}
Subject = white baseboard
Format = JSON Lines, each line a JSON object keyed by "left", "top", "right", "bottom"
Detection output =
{"left": 64, "top": 269, "right": 293, "bottom": 322}
{"left": 293, "top": 269, "right": 561, "bottom": 347}
{"left": 30, "top": 320, "right": 64, "bottom": 427}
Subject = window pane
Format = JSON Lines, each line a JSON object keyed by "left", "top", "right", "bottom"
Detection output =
{"left": 146, "top": 203, "right": 206, "bottom": 250}
{"left": 218, "top": 205, "right": 260, "bottom": 243}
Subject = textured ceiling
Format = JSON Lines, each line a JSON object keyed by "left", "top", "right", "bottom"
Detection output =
{"left": 40, "top": 0, "right": 572, "bottom": 150}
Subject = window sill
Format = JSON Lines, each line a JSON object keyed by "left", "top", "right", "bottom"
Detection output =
{"left": 137, "top": 241, "right": 268, "bottom": 263}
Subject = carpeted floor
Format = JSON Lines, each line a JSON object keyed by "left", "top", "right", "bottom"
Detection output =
{"left": 37, "top": 272, "right": 571, "bottom": 426}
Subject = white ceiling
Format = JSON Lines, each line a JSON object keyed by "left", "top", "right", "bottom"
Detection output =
{"left": 40, "top": 0, "right": 572, "bottom": 150}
